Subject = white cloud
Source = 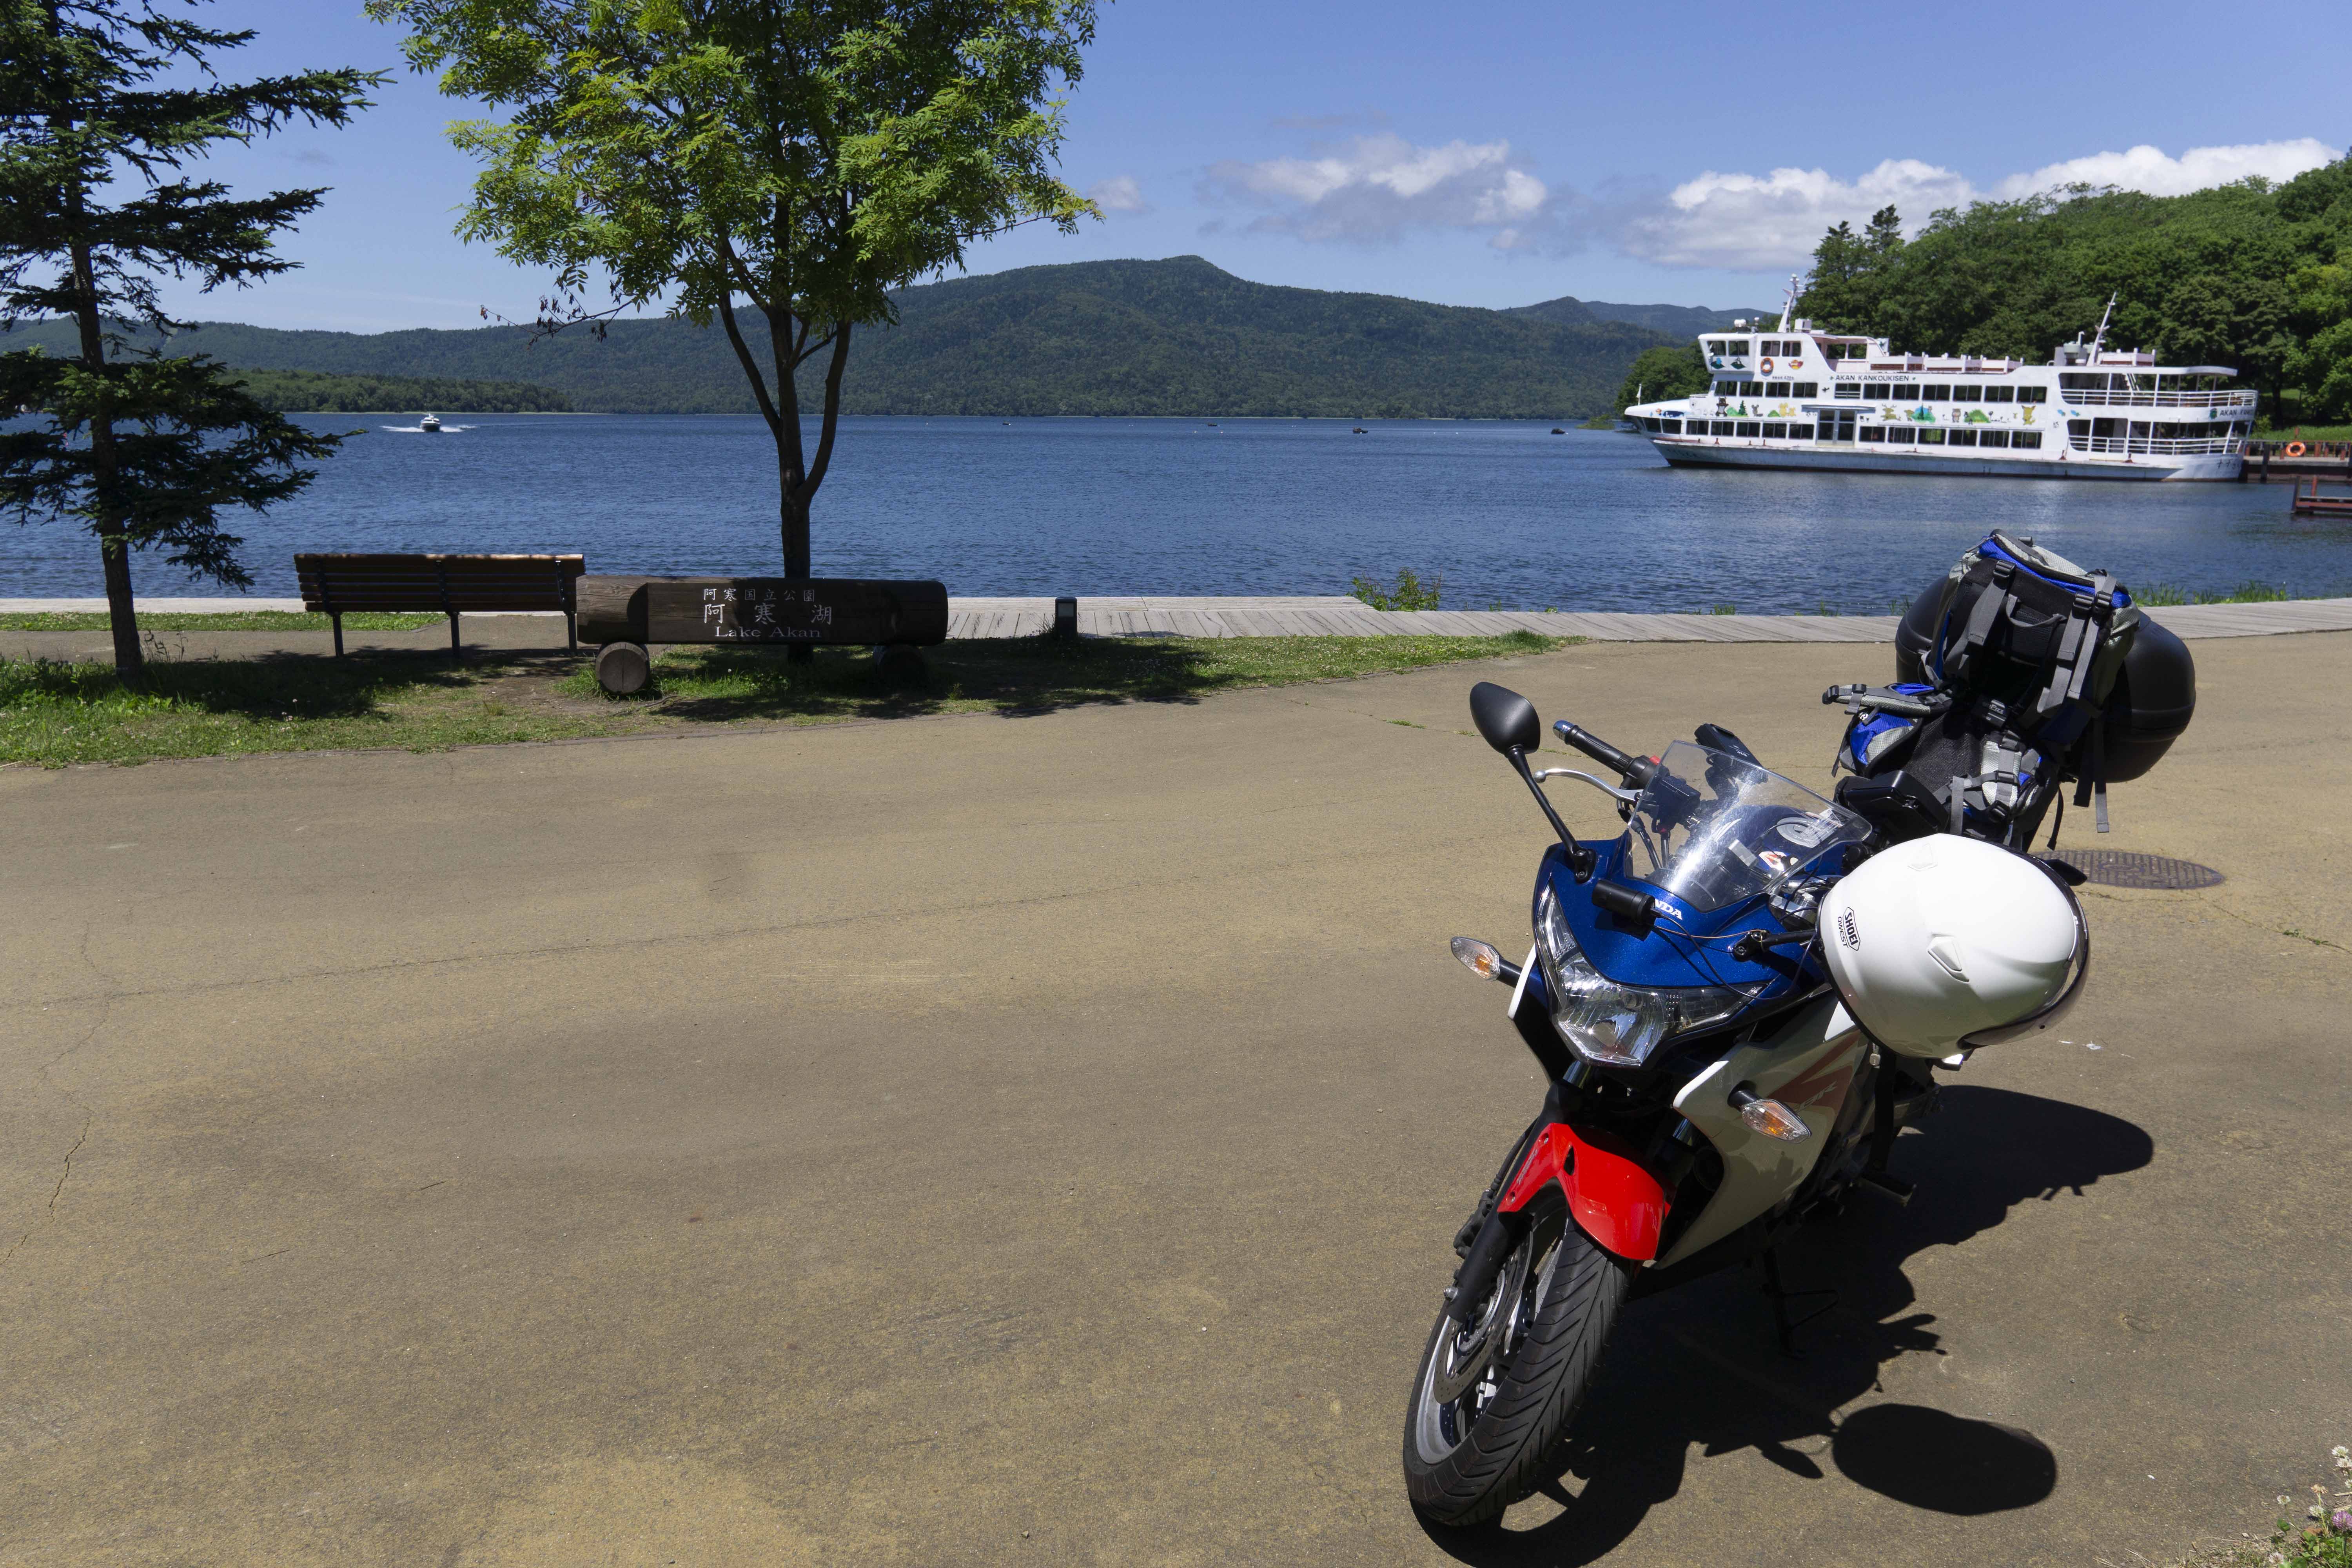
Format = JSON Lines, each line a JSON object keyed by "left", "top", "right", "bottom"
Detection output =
{"left": 1202, "top": 132, "right": 1548, "bottom": 247}
{"left": 1626, "top": 159, "right": 1969, "bottom": 269}
{"left": 1087, "top": 174, "right": 1149, "bottom": 215}
{"left": 1622, "top": 139, "right": 2337, "bottom": 270}
{"left": 1993, "top": 138, "right": 2336, "bottom": 198}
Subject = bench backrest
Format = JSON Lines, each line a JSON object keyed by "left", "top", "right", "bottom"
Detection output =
{"left": 295, "top": 554, "right": 585, "bottom": 613}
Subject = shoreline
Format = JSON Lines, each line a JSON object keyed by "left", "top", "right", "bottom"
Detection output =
{"left": 7, "top": 594, "right": 2350, "bottom": 643}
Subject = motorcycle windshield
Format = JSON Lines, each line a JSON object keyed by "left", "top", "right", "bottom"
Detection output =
{"left": 1622, "top": 740, "right": 1871, "bottom": 914}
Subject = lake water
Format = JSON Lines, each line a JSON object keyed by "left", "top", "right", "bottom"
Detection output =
{"left": 8, "top": 415, "right": 2349, "bottom": 612}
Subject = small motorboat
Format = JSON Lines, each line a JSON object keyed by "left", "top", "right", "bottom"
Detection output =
{"left": 420, "top": 413, "right": 442, "bottom": 433}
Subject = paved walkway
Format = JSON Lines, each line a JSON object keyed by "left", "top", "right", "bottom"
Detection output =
{"left": 11, "top": 593, "right": 2352, "bottom": 642}
{"left": 2, "top": 635, "right": 2343, "bottom": 1565}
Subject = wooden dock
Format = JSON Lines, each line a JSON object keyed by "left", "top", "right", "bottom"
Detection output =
{"left": 2288, "top": 477, "right": 2352, "bottom": 517}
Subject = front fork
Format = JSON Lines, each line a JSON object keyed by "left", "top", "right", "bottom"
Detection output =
{"left": 1443, "top": 1079, "right": 1677, "bottom": 1323}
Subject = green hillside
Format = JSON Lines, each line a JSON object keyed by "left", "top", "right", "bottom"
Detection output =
{"left": 1514, "top": 296, "right": 1768, "bottom": 337}
{"left": 5, "top": 256, "right": 1673, "bottom": 419}
{"left": 229, "top": 368, "right": 572, "bottom": 412}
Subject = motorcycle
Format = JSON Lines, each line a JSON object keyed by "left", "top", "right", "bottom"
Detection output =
{"left": 1400, "top": 680, "right": 2090, "bottom": 1528}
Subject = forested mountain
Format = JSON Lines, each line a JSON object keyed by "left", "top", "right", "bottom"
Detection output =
{"left": 228, "top": 368, "right": 572, "bottom": 412}
{"left": 1513, "top": 296, "right": 1766, "bottom": 336}
{"left": 4, "top": 256, "right": 1674, "bottom": 419}
{"left": 1795, "top": 157, "right": 2352, "bottom": 419}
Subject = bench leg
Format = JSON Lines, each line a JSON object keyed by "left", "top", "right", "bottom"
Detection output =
{"left": 331, "top": 612, "right": 343, "bottom": 658}
{"left": 566, "top": 610, "right": 577, "bottom": 652}
{"left": 449, "top": 610, "right": 462, "bottom": 662}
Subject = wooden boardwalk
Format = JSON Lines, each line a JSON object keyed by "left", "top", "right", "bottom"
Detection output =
{"left": 9, "top": 594, "right": 2352, "bottom": 642}
{"left": 944, "top": 594, "right": 2352, "bottom": 643}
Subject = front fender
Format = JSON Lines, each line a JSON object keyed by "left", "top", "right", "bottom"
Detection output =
{"left": 1496, "top": 1121, "right": 1670, "bottom": 1262}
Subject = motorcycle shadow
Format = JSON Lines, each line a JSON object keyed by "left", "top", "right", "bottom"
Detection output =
{"left": 1416, "top": 1084, "right": 2151, "bottom": 1565}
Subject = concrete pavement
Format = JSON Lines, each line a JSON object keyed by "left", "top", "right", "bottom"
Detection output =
{"left": 1, "top": 633, "right": 2345, "bottom": 1565}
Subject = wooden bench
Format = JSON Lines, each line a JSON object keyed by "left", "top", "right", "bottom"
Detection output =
{"left": 295, "top": 553, "right": 586, "bottom": 658}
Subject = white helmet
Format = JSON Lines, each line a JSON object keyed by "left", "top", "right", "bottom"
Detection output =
{"left": 1819, "top": 834, "right": 2087, "bottom": 1059}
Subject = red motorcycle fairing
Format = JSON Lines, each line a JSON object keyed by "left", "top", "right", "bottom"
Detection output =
{"left": 1495, "top": 1122, "right": 1670, "bottom": 1262}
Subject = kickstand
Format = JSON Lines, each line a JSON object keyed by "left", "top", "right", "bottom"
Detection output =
{"left": 1760, "top": 1247, "right": 1837, "bottom": 1359}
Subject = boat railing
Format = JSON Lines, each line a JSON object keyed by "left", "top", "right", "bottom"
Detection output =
{"left": 2065, "top": 434, "right": 2245, "bottom": 457}
{"left": 2061, "top": 388, "right": 2257, "bottom": 409}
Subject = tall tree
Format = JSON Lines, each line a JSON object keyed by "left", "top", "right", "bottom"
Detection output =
{"left": 368, "top": 0, "right": 1099, "bottom": 611}
{"left": 0, "top": 0, "right": 377, "bottom": 678}
{"left": 1615, "top": 342, "right": 1706, "bottom": 410}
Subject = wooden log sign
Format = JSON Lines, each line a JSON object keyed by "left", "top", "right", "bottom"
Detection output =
{"left": 577, "top": 576, "right": 947, "bottom": 646}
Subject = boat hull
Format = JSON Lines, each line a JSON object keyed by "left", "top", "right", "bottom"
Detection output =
{"left": 1651, "top": 439, "right": 2239, "bottom": 482}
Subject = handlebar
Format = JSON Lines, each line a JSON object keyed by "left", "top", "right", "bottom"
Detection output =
{"left": 1552, "top": 720, "right": 1658, "bottom": 786}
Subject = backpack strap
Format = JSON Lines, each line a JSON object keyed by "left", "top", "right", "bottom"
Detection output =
{"left": 1946, "top": 559, "right": 2015, "bottom": 684}
{"left": 2036, "top": 570, "right": 2116, "bottom": 717}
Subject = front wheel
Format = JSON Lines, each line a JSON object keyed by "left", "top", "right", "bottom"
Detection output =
{"left": 1401, "top": 1193, "right": 1634, "bottom": 1528}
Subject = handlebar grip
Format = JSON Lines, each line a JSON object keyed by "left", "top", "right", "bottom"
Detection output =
{"left": 1553, "top": 721, "right": 1656, "bottom": 785}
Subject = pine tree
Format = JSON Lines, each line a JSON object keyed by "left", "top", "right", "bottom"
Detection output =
{"left": 0, "top": 1, "right": 378, "bottom": 677}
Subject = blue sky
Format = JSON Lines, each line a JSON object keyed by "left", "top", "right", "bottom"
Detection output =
{"left": 146, "top": 0, "right": 2343, "bottom": 333}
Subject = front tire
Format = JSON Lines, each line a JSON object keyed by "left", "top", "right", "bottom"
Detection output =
{"left": 1401, "top": 1195, "right": 1633, "bottom": 1528}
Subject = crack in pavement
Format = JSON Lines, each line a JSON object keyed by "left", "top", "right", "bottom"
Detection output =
{"left": 0, "top": 1114, "right": 89, "bottom": 1275}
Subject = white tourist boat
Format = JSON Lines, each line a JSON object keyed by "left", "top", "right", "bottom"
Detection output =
{"left": 1622, "top": 297, "right": 2255, "bottom": 481}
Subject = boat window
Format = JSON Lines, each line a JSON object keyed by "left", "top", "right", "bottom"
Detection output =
{"left": 2231, "top": 421, "right": 2251, "bottom": 437}
{"left": 1918, "top": 428, "right": 1946, "bottom": 445}
{"left": 1742, "top": 381, "right": 1764, "bottom": 397}
{"left": 1951, "top": 385, "right": 1983, "bottom": 403}
{"left": 1793, "top": 381, "right": 1818, "bottom": 398}
{"left": 2016, "top": 385, "right": 2048, "bottom": 403}
{"left": 2157, "top": 375, "right": 2181, "bottom": 391}
{"left": 1858, "top": 426, "right": 1886, "bottom": 443}
{"left": 2131, "top": 375, "right": 2157, "bottom": 392}
{"left": 1705, "top": 340, "right": 1728, "bottom": 356}
{"left": 1762, "top": 421, "right": 1786, "bottom": 439}
{"left": 1834, "top": 383, "right": 1861, "bottom": 400}
{"left": 1735, "top": 421, "right": 1761, "bottom": 437}
{"left": 1920, "top": 385, "right": 1951, "bottom": 401}
{"left": 2014, "top": 430, "right": 2042, "bottom": 449}
{"left": 1982, "top": 386, "right": 2014, "bottom": 403}
{"left": 1864, "top": 381, "right": 1887, "bottom": 399}
{"left": 2068, "top": 419, "right": 2092, "bottom": 436}
{"left": 1766, "top": 381, "right": 1790, "bottom": 397}
{"left": 1713, "top": 421, "right": 1737, "bottom": 436}
{"left": 1661, "top": 419, "right": 1682, "bottom": 434}
{"left": 1728, "top": 340, "right": 1751, "bottom": 357}
{"left": 1642, "top": 417, "right": 1662, "bottom": 432}
{"left": 1886, "top": 426, "right": 1916, "bottom": 445}
{"left": 1947, "top": 428, "right": 1977, "bottom": 446}
{"left": 1715, "top": 379, "right": 1740, "bottom": 394}
{"left": 2093, "top": 418, "right": 2127, "bottom": 438}
{"left": 2059, "top": 373, "right": 2103, "bottom": 392}
{"left": 1979, "top": 430, "right": 2009, "bottom": 448}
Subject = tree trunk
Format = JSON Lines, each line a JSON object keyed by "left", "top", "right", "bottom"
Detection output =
{"left": 68, "top": 236, "right": 142, "bottom": 679}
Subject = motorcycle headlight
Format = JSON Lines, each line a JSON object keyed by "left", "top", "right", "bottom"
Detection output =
{"left": 1534, "top": 883, "right": 1754, "bottom": 1067}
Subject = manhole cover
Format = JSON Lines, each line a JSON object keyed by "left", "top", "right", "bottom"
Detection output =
{"left": 2040, "top": 850, "right": 2223, "bottom": 890}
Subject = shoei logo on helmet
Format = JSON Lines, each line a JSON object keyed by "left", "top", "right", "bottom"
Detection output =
{"left": 1838, "top": 909, "right": 1860, "bottom": 949}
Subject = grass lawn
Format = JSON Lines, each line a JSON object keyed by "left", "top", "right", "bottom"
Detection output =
{"left": 0, "top": 610, "right": 445, "bottom": 632}
{"left": 0, "top": 631, "right": 1574, "bottom": 767}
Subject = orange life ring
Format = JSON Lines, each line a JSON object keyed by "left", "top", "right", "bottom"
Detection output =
{"left": 2285, "top": 441, "right": 2307, "bottom": 457}
{"left": 1759, "top": 358, "right": 1775, "bottom": 375}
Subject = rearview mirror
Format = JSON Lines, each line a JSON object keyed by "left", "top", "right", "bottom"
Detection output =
{"left": 1468, "top": 682, "right": 1541, "bottom": 755}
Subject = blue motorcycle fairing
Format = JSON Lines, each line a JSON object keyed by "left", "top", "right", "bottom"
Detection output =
{"left": 1532, "top": 838, "right": 1823, "bottom": 1000}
